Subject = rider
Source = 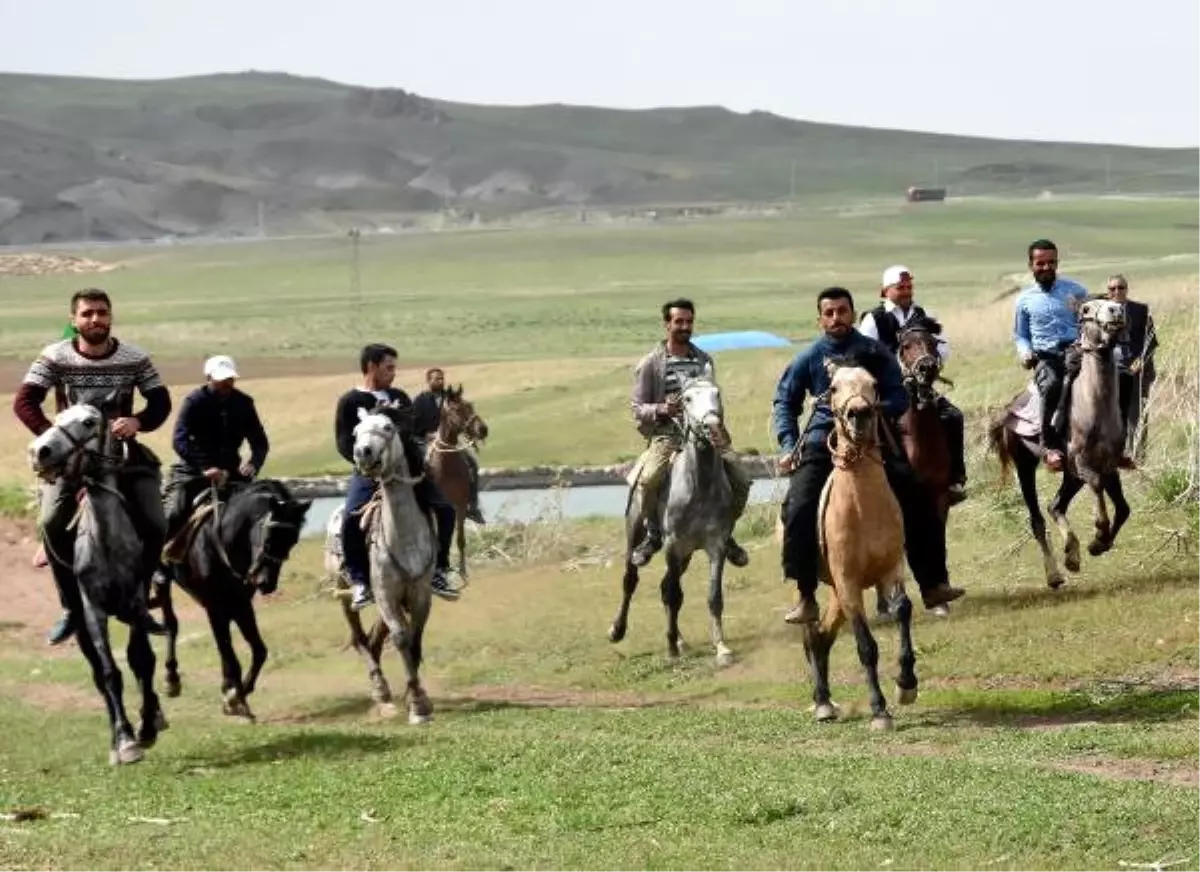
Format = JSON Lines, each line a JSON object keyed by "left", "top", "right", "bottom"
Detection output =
{"left": 1012, "top": 239, "right": 1089, "bottom": 471}
{"left": 413, "top": 367, "right": 486, "bottom": 525}
{"left": 774, "top": 286, "right": 966, "bottom": 625}
{"left": 629, "top": 298, "right": 751, "bottom": 568}
{"left": 159, "top": 355, "right": 270, "bottom": 581}
{"left": 334, "top": 343, "right": 457, "bottom": 611}
{"left": 1107, "top": 274, "right": 1158, "bottom": 458}
{"left": 859, "top": 265, "right": 967, "bottom": 504}
{"left": 12, "top": 288, "right": 170, "bottom": 645}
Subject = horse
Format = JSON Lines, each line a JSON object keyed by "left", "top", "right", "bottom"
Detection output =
{"left": 802, "top": 361, "right": 918, "bottom": 730}
{"left": 324, "top": 404, "right": 436, "bottom": 724}
{"left": 153, "top": 479, "right": 311, "bottom": 722}
{"left": 608, "top": 373, "right": 737, "bottom": 667}
{"left": 988, "top": 298, "right": 1132, "bottom": 588}
{"left": 27, "top": 392, "right": 168, "bottom": 765}
{"left": 424, "top": 384, "right": 489, "bottom": 581}
{"left": 896, "top": 316, "right": 954, "bottom": 523}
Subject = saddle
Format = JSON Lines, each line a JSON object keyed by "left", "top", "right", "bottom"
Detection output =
{"left": 1003, "top": 381, "right": 1043, "bottom": 440}
{"left": 162, "top": 495, "right": 217, "bottom": 565}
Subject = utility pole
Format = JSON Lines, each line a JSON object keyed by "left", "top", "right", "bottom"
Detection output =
{"left": 789, "top": 158, "right": 797, "bottom": 209}
{"left": 1105, "top": 154, "right": 1112, "bottom": 192}
{"left": 348, "top": 227, "right": 362, "bottom": 337}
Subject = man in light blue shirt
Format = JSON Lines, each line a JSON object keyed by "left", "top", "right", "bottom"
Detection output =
{"left": 1012, "top": 239, "right": 1088, "bottom": 471}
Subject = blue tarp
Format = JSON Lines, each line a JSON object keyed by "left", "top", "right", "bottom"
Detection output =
{"left": 691, "top": 330, "right": 794, "bottom": 353}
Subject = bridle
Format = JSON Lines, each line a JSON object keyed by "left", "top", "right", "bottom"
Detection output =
{"left": 827, "top": 387, "right": 887, "bottom": 470}
{"left": 670, "top": 379, "right": 727, "bottom": 450}
{"left": 207, "top": 485, "right": 303, "bottom": 585}
{"left": 355, "top": 417, "right": 426, "bottom": 486}
{"left": 897, "top": 326, "right": 949, "bottom": 411}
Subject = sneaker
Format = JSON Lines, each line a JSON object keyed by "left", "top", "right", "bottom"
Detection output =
{"left": 1117, "top": 454, "right": 1137, "bottom": 471}
{"left": 1043, "top": 450, "right": 1065, "bottom": 472}
{"left": 783, "top": 595, "right": 820, "bottom": 625}
{"left": 47, "top": 611, "right": 76, "bottom": 646}
{"left": 431, "top": 570, "right": 460, "bottom": 602}
{"left": 349, "top": 582, "right": 374, "bottom": 612}
{"left": 466, "top": 505, "right": 486, "bottom": 525}
{"left": 921, "top": 583, "right": 965, "bottom": 610}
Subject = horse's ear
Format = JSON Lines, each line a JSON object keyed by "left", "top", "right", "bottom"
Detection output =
{"left": 700, "top": 361, "right": 714, "bottom": 380}
{"left": 823, "top": 357, "right": 839, "bottom": 381}
{"left": 296, "top": 499, "right": 313, "bottom": 515}
{"left": 356, "top": 406, "right": 369, "bottom": 422}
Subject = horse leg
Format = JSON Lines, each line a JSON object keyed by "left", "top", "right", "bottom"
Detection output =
{"left": 608, "top": 514, "right": 643, "bottom": 643}
{"left": 455, "top": 510, "right": 468, "bottom": 582}
{"left": 406, "top": 583, "right": 434, "bottom": 724}
{"left": 377, "top": 586, "right": 431, "bottom": 726}
{"left": 851, "top": 610, "right": 892, "bottom": 731}
{"left": 804, "top": 586, "right": 844, "bottom": 723}
{"left": 126, "top": 627, "right": 167, "bottom": 748}
{"left": 206, "top": 607, "right": 253, "bottom": 722}
{"left": 660, "top": 545, "right": 688, "bottom": 661}
{"left": 884, "top": 565, "right": 918, "bottom": 706}
{"left": 76, "top": 597, "right": 141, "bottom": 765}
{"left": 339, "top": 593, "right": 393, "bottom": 707}
{"left": 706, "top": 543, "right": 732, "bottom": 668}
{"left": 231, "top": 598, "right": 268, "bottom": 697}
{"left": 1048, "top": 474, "right": 1086, "bottom": 575}
{"left": 1015, "top": 449, "right": 1065, "bottom": 588}
{"left": 157, "top": 577, "right": 182, "bottom": 698}
{"left": 1090, "top": 473, "right": 1131, "bottom": 555}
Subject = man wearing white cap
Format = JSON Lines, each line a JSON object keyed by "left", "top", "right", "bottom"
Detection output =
{"left": 159, "top": 355, "right": 270, "bottom": 575}
{"left": 860, "top": 265, "right": 967, "bottom": 503}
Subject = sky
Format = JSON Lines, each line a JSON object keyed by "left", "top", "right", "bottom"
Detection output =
{"left": 1, "top": 0, "right": 1197, "bottom": 147}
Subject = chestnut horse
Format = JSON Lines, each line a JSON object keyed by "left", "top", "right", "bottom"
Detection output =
{"left": 424, "top": 385, "right": 489, "bottom": 580}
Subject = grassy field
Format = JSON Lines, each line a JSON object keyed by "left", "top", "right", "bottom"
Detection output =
{"left": 0, "top": 198, "right": 1195, "bottom": 869}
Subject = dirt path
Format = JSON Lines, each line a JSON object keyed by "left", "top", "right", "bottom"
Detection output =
{"left": 0, "top": 517, "right": 64, "bottom": 646}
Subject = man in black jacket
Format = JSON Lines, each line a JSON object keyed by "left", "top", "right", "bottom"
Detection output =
{"left": 334, "top": 344, "right": 458, "bottom": 610}
{"left": 160, "top": 355, "right": 269, "bottom": 577}
{"left": 1107, "top": 274, "right": 1158, "bottom": 459}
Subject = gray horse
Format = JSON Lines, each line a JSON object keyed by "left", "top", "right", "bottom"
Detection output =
{"left": 990, "top": 298, "right": 1132, "bottom": 587}
{"left": 324, "top": 404, "right": 435, "bottom": 724}
{"left": 28, "top": 394, "right": 167, "bottom": 765}
{"left": 609, "top": 374, "right": 737, "bottom": 666}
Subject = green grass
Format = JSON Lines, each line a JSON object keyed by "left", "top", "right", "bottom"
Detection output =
{"left": 0, "top": 200, "right": 1195, "bottom": 869}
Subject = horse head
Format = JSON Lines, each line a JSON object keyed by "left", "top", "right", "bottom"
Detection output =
{"left": 677, "top": 369, "right": 727, "bottom": 449}
{"left": 28, "top": 389, "right": 126, "bottom": 482}
{"left": 824, "top": 359, "right": 882, "bottom": 457}
{"left": 353, "top": 404, "right": 414, "bottom": 482}
{"left": 441, "top": 384, "right": 489, "bottom": 446}
{"left": 233, "top": 483, "right": 312, "bottom": 594}
{"left": 897, "top": 315, "right": 947, "bottom": 409}
{"left": 1078, "top": 299, "right": 1126, "bottom": 352}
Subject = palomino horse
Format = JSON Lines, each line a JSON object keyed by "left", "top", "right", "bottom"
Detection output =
{"left": 324, "top": 404, "right": 436, "bottom": 724}
{"left": 989, "top": 299, "right": 1131, "bottom": 588}
{"left": 424, "top": 385, "right": 489, "bottom": 580}
{"left": 608, "top": 373, "right": 738, "bottom": 667}
{"left": 154, "top": 480, "right": 310, "bottom": 722}
{"left": 28, "top": 393, "right": 168, "bottom": 764}
{"left": 803, "top": 362, "right": 918, "bottom": 730}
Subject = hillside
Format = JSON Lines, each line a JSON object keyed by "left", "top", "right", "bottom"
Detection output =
{"left": 0, "top": 70, "right": 1196, "bottom": 244}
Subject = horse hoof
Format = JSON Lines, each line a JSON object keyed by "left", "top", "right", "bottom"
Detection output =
{"left": 1064, "top": 538, "right": 1081, "bottom": 573}
{"left": 929, "top": 605, "right": 949, "bottom": 618}
{"left": 1087, "top": 539, "right": 1110, "bottom": 557}
{"left": 408, "top": 711, "right": 432, "bottom": 726}
{"left": 109, "top": 739, "right": 144, "bottom": 766}
{"left": 1047, "top": 574, "right": 1066, "bottom": 590}
{"left": 607, "top": 624, "right": 626, "bottom": 644}
{"left": 165, "top": 676, "right": 182, "bottom": 699}
{"left": 715, "top": 650, "right": 734, "bottom": 668}
{"left": 376, "top": 702, "right": 399, "bottom": 719}
{"left": 814, "top": 703, "right": 839, "bottom": 723}
{"left": 154, "top": 709, "right": 170, "bottom": 732}
{"left": 896, "top": 685, "right": 919, "bottom": 706}
{"left": 869, "top": 715, "right": 895, "bottom": 732}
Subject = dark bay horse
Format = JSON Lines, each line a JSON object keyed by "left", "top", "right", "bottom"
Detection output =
{"left": 424, "top": 384, "right": 488, "bottom": 581}
{"left": 154, "top": 480, "right": 310, "bottom": 721}
{"left": 989, "top": 299, "right": 1132, "bottom": 588}
{"left": 28, "top": 394, "right": 168, "bottom": 765}
{"left": 896, "top": 317, "right": 954, "bottom": 523}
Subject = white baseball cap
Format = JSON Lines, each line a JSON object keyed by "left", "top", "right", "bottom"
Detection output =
{"left": 882, "top": 265, "right": 914, "bottom": 288}
{"left": 203, "top": 355, "right": 239, "bottom": 381}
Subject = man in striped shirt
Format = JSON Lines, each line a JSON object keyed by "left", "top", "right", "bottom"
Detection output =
{"left": 13, "top": 289, "right": 171, "bottom": 645}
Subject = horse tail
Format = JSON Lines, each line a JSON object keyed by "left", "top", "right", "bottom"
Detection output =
{"left": 987, "top": 412, "right": 1012, "bottom": 485}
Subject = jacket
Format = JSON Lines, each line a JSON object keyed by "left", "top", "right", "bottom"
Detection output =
{"left": 172, "top": 385, "right": 269, "bottom": 474}
{"left": 630, "top": 341, "right": 715, "bottom": 439}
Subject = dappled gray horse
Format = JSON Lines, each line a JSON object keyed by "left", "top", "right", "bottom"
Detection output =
{"left": 609, "top": 374, "right": 737, "bottom": 666}
{"left": 324, "top": 404, "right": 436, "bottom": 724}
{"left": 990, "top": 298, "right": 1132, "bottom": 587}
{"left": 28, "top": 394, "right": 167, "bottom": 765}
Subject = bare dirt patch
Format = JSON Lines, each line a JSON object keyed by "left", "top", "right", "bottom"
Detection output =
{"left": 0, "top": 518, "right": 65, "bottom": 647}
{"left": 0, "top": 253, "right": 119, "bottom": 277}
{"left": 1049, "top": 755, "right": 1198, "bottom": 788}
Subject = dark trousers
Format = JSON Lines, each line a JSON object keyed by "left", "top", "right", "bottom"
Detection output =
{"left": 162, "top": 463, "right": 251, "bottom": 542}
{"left": 936, "top": 397, "right": 967, "bottom": 484}
{"left": 342, "top": 472, "right": 444, "bottom": 586}
{"left": 1033, "top": 353, "right": 1067, "bottom": 451}
{"left": 1118, "top": 366, "right": 1155, "bottom": 455}
{"left": 781, "top": 439, "right": 949, "bottom": 597}
{"left": 466, "top": 452, "right": 481, "bottom": 507}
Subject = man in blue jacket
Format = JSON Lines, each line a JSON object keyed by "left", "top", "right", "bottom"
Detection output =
{"left": 773, "top": 287, "right": 966, "bottom": 625}
{"left": 160, "top": 355, "right": 269, "bottom": 578}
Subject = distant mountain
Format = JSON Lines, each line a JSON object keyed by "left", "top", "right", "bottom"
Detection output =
{"left": 0, "top": 70, "right": 1195, "bottom": 244}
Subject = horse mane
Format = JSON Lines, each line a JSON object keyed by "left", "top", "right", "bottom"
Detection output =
{"left": 374, "top": 404, "right": 416, "bottom": 435}
{"left": 901, "top": 314, "right": 944, "bottom": 337}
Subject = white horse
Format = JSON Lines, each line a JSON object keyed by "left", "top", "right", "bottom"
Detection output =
{"left": 324, "top": 405, "right": 435, "bottom": 724}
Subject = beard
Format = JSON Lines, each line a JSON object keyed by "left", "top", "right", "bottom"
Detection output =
{"left": 1034, "top": 269, "right": 1057, "bottom": 289}
{"left": 77, "top": 324, "right": 110, "bottom": 345}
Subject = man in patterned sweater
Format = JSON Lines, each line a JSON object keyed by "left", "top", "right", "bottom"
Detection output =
{"left": 13, "top": 289, "right": 171, "bottom": 645}
{"left": 629, "top": 298, "right": 751, "bottom": 568}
